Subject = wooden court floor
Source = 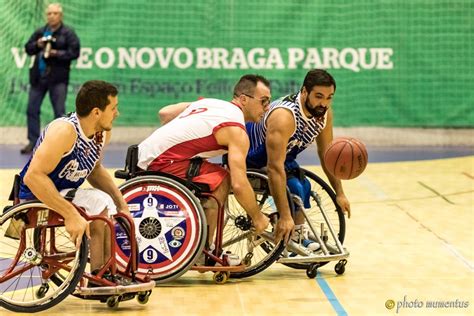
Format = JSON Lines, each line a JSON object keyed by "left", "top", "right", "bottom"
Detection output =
{"left": 0, "top": 156, "right": 472, "bottom": 316}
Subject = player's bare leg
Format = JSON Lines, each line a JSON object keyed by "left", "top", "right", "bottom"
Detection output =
{"left": 89, "top": 208, "right": 108, "bottom": 271}
{"left": 203, "top": 175, "right": 230, "bottom": 246}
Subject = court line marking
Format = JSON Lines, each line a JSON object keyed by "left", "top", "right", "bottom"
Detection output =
{"left": 417, "top": 181, "right": 454, "bottom": 204}
{"left": 394, "top": 204, "right": 474, "bottom": 272}
{"left": 235, "top": 284, "right": 249, "bottom": 316}
{"left": 315, "top": 272, "right": 347, "bottom": 316}
{"left": 357, "top": 175, "right": 389, "bottom": 200}
{"left": 461, "top": 172, "right": 473, "bottom": 179}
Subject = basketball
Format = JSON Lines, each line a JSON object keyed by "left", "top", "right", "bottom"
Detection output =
{"left": 324, "top": 137, "right": 368, "bottom": 180}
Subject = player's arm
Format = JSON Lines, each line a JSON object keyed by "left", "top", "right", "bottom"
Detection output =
{"left": 158, "top": 102, "right": 191, "bottom": 125}
{"left": 23, "top": 121, "right": 90, "bottom": 248}
{"left": 87, "top": 130, "right": 129, "bottom": 214}
{"left": 265, "top": 108, "right": 296, "bottom": 244}
{"left": 316, "top": 108, "right": 351, "bottom": 217}
{"left": 215, "top": 126, "right": 269, "bottom": 233}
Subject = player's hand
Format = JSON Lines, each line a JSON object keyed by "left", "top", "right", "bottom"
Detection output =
{"left": 336, "top": 194, "right": 351, "bottom": 218}
{"left": 252, "top": 212, "right": 270, "bottom": 235}
{"left": 64, "top": 213, "right": 90, "bottom": 249}
{"left": 274, "top": 216, "right": 295, "bottom": 245}
{"left": 117, "top": 202, "right": 131, "bottom": 216}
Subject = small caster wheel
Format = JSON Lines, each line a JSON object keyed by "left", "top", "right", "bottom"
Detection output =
{"left": 106, "top": 296, "right": 120, "bottom": 308}
{"left": 335, "top": 259, "right": 347, "bottom": 275}
{"left": 136, "top": 292, "right": 150, "bottom": 304}
{"left": 213, "top": 271, "right": 228, "bottom": 284}
{"left": 306, "top": 264, "right": 318, "bottom": 279}
{"left": 36, "top": 283, "right": 49, "bottom": 298}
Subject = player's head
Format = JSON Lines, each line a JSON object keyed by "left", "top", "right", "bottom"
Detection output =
{"left": 46, "top": 3, "right": 63, "bottom": 28}
{"left": 233, "top": 74, "right": 271, "bottom": 122}
{"left": 76, "top": 80, "right": 119, "bottom": 131}
{"left": 300, "top": 69, "right": 336, "bottom": 119}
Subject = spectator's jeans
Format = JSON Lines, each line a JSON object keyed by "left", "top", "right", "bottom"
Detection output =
{"left": 26, "top": 77, "right": 67, "bottom": 144}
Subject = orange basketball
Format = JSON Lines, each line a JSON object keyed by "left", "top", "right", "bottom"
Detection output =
{"left": 324, "top": 137, "right": 368, "bottom": 180}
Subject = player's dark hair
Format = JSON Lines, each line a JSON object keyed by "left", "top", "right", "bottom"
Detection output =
{"left": 301, "top": 69, "right": 336, "bottom": 94}
{"left": 76, "top": 80, "right": 118, "bottom": 117}
{"left": 233, "top": 74, "right": 271, "bottom": 97}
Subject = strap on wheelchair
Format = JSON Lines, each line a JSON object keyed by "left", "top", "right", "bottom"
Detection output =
{"left": 8, "top": 174, "right": 20, "bottom": 202}
{"left": 186, "top": 158, "right": 203, "bottom": 182}
{"left": 185, "top": 158, "right": 212, "bottom": 194}
{"left": 64, "top": 189, "right": 77, "bottom": 201}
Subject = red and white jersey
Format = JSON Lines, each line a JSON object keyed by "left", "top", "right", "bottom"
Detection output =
{"left": 138, "top": 98, "right": 245, "bottom": 170}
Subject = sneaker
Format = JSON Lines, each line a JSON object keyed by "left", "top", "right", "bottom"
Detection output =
{"left": 195, "top": 243, "right": 215, "bottom": 266}
{"left": 20, "top": 143, "right": 34, "bottom": 155}
{"left": 216, "top": 251, "right": 241, "bottom": 266}
{"left": 89, "top": 270, "right": 131, "bottom": 287}
{"left": 292, "top": 224, "right": 320, "bottom": 252}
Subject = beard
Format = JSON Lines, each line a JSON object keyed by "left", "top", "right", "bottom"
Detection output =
{"left": 304, "top": 99, "right": 327, "bottom": 118}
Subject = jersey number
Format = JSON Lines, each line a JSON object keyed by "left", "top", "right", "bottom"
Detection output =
{"left": 179, "top": 108, "right": 207, "bottom": 118}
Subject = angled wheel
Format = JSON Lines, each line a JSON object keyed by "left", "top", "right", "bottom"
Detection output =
{"left": 283, "top": 168, "right": 345, "bottom": 270}
{"left": 0, "top": 201, "right": 88, "bottom": 313}
{"left": 223, "top": 170, "right": 285, "bottom": 278}
{"left": 117, "top": 175, "right": 207, "bottom": 283}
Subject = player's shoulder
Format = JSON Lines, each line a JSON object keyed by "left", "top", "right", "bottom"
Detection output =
{"left": 46, "top": 119, "right": 76, "bottom": 136}
{"left": 195, "top": 98, "right": 232, "bottom": 107}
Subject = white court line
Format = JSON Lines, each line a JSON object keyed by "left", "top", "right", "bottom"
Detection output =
{"left": 357, "top": 175, "right": 389, "bottom": 200}
{"left": 235, "top": 284, "right": 249, "bottom": 316}
{"left": 444, "top": 243, "right": 474, "bottom": 272}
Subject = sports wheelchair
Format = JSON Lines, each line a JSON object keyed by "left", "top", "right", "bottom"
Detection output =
{"left": 114, "top": 145, "right": 249, "bottom": 285}
{"left": 223, "top": 167, "right": 349, "bottom": 279}
{"left": 0, "top": 176, "right": 154, "bottom": 313}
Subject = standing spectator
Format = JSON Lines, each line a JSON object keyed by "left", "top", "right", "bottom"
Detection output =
{"left": 21, "top": 3, "right": 80, "bottom": 154}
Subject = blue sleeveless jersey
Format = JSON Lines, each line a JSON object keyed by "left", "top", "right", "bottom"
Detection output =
{"left": 246, "top": 92, "right": 327, "bottom": 169}
{"left": 19, "top": 113, "right": 105, "bottom": 200}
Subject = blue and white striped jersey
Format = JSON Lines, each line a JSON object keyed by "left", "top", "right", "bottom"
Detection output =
{"left": 19, "top": 113, "right": 105, "bottom": 200}
{"left": 246, "top": 92, "right": 327, "bottom": 169}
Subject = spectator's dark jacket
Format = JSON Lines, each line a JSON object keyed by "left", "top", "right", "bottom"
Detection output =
{"left": 24, "top": 23, "right": 80, "bottom": 85}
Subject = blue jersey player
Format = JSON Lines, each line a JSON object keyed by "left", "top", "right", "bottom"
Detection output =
{"left": 19, "top": 80, "right": 129, "bottom": 272}
{"left": 246, "top": 69, "right": 351, "bottom": 246}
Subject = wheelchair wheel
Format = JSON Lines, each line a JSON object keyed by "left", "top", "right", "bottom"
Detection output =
{"left": 223, "top": 170, "right": 285, "bottom": 278}
{"left": 117, "top": 176, "right": 207, "bottom": 283}
{"left": 283, "top": 168, "right": 345, "bottom": 270}
{"left": 0, "top": 201, "right": 88, "bottom": 313}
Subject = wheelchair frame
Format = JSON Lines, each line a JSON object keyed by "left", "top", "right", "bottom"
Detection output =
{"left": 114, "top": 145, "right": 247, "bottom": 284}
{"left": 0, "top": 180, "right": 154, "bottom": 312}
{"left": 224, "top": 168, "right": 350, "bottom": 279}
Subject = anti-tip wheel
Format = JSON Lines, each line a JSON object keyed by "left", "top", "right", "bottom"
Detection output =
{"left": 306, "top": 264, "right": 318, "bottom": 279}
{"left": 335, "top": 259, "right": 347, "bottom": 275}
{"left": 213, "top": 271, "right": 229, "bottom": 284}
{"left": 106, "top": 296, "right": 121, "bottom": 308}
{"left": 137, "top": 291, "right": 150, "bottom": 304}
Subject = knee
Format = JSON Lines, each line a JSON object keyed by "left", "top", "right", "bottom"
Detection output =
{"left": 201, "top": 198, "right": 218, "bottom": 211}
{"left": 87, "top": 190, "right": 117, "bottom": 216}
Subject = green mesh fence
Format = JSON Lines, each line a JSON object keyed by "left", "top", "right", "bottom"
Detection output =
{"left": 0, "top": 0, "right": 473, "bottom": 128}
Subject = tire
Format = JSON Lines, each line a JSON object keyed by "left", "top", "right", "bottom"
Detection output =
{"left": 0, "top": 201, "right": 88, "bottom": 313}
{"left": 117, "top": 176, "right": 207, "bottom": 283}
{"left": 223, "top": 170, "right": 285, "bottom": 278}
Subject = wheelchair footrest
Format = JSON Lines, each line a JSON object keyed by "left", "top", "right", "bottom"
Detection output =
{"left": 191, "top": 263, "right": 246, "bottom": 273}
{"left": 277, "top": 249, "right": 350, "bottom": 264}
{"left": 75, "top": 280, "right": 155, "bottom": 296}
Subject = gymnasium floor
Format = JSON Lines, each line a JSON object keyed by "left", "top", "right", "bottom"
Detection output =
{"left": 0, "top": 145, "right": 473, "bottom": 315}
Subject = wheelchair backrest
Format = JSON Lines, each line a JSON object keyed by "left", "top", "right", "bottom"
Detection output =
{"left": 115, "top": 144, "right": 139, "bottom": 179}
